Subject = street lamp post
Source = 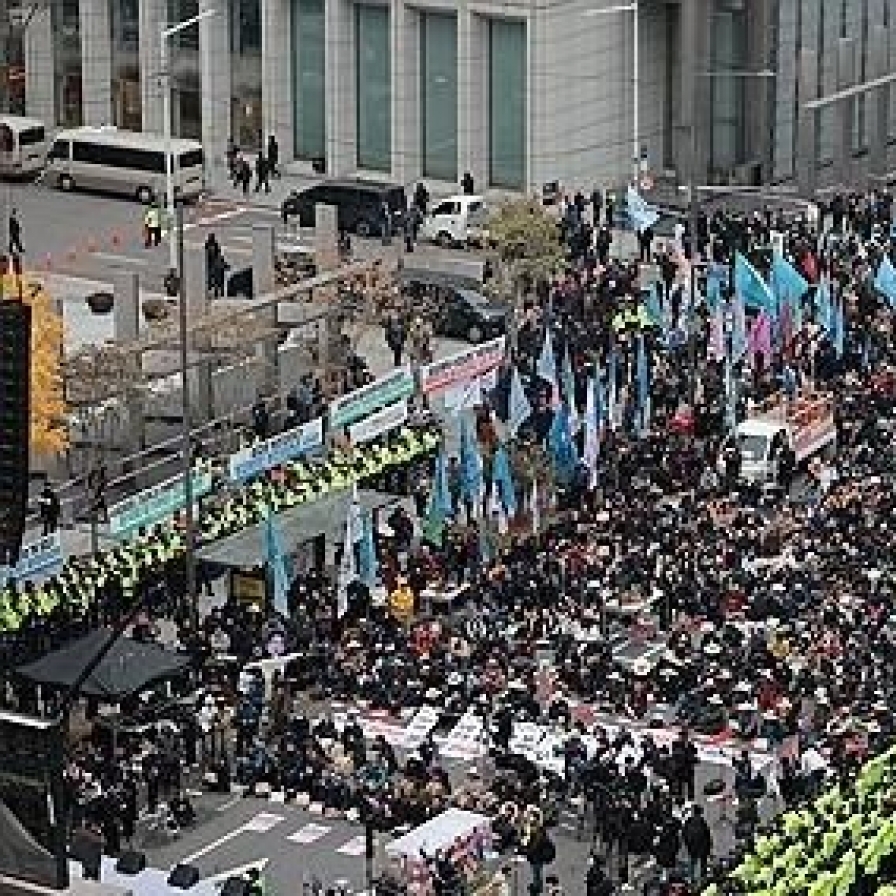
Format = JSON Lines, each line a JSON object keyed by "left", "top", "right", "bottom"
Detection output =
{"left": 160, "top": 9, "right": 216, "bottom": 271}
{"left": 585, "top": 2, "right": 639, "bottom": 187}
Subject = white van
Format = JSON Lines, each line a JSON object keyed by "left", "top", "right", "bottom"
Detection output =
{"left": 0, "top": 115, "right": 48, "bottom": 177}
{"left": 420, "top": 194, "right": 488, "bottom": 247}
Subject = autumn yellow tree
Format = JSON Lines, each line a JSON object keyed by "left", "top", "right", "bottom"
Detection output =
{"left": 2, "top": 274, "right": 68, "bottom": 456}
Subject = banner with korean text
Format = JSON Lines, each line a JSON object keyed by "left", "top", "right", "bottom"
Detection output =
{"left": 418, "top": 337, "right": 506, "bottom": 395}
{"left": 330, "top": 366, "right": 415, "bottom": 430}
{"left": 228, "top": 416, "right": 324, "bottom": 483}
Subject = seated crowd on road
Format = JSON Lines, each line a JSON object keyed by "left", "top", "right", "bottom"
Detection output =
{"left": 1, "top": 189, "right": 896, "bottom": 896}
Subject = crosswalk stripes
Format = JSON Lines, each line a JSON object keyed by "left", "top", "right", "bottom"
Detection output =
{"left": 287, "top": 822, "right": 332, "bottom": 845}
{"left": 335, "top": 835, "right": 367, "bottom": 857}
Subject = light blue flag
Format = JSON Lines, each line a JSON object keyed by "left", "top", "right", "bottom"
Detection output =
{"left": 263, "top": 509, "right": 292, "bottom": 616}
{"left": 635, "top": 334, "right": 650, "bottom": 437}
{"left": 705, "top": 262, "right": 727, "bottom": 312}
{"left": 831, "top": 296, "right": 845, "bottom": 358}
{"left": 357, "top": 507, "right": 377, "bottom": 586}
{"left": 583, "top": 376, "right": 600, "bottom": 488}
{"left": 561, "top": 345, "right": 579, "bottom": 432}
{"left": 644, "top": 283, "right": 665, "bottom": 329}
{"left": 508, "top": 364, "right": 532, "bottom": 438}
{"left": 815, "top": 278, "right": 834, "bottom": 335}
{"left": 537, "top": 326, "right": 558, "bottom": 386}
{"left": 433, "top": 451, "right": 452, "bottom": 516}
{"left": 492, "top": 445, "right": 517, "bottom": 517}
{"left": 607, "top": 349, "right": 618, "bottom": 429}
{"left": 730, "top": 291, "right": 748, "bottom": 364}
{"left": 548, "top": 403, "right": 578, "bottom": 485}
{"left": 772, "top": 252, "right": 808, "bottom": 331}
{"left": 626, "top": 185, "right": 660, "bottom": 232}
{"left": 459, "top": 416, "right": 484, "bottom": 507}
{"left": 873, "top": 255, "right": 896, "bottom": 310}
{"left": 735, "top": 252, "right": 777, "bottom": 318}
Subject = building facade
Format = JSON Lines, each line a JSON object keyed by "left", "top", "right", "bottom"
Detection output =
{"left": 2, "top": 0, "right": 893, "bottom": 193}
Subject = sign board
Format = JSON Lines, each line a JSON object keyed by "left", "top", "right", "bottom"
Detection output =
{"left": 0, "top": 532, "right": 64, "bottom": 583}
{"left": 228, "top": 417, "right": 324, "bottom": 483}
{"left": 443, "top": 368, "right": 498, "bottom": 413}
{"left": 109, "top": 469, "right": 213, "bottom": 538}
{"left": 419, "top": 337, "right": 506, "bottom": 395}
{"left": 348, "top": 399, "right": 408, "bottom": 445}
{"left": 330, "top": 366, "right": 414, "bottom": 430}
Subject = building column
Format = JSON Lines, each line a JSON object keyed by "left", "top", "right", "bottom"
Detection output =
{"left": 834, "top": 37, "right": 856, "bottom": 189}
{"left": 200, "top": 0, "right": 232, "bottom": 177}
{"left": 139, "top": 0, "right": 165, "bottom": 134}
{"left": 675, "top": 0, "right": 711, "bottom": 184}
{"left": 24, "top": 6, "right": 55, "bottom": 123}
{"left": 457, "top": 3, "right": 486, "bottom": 191}
{"left": 80, "top": 0, "right": 112, "bottom": 125}
{"left": 325, "top": 0, "right": 355, "bottom": 176}
{"left": 252, "top": 224, "right": 279, "bottom": 394}
{"left": 867, "top": 25, "right": 890, "bottom": 186}
{"left": 391, "top": 0, "right": 418, "bottom": 185}
{"left": 796, "top": 47, "right": 819, "bottom": 198}
{"left": 261, "top": 0, "right": 294, "bottom": 163}
{"left": 745, "top": 0, "right": 774, "bottom": 180}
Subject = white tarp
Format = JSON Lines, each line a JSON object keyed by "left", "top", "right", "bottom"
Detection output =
{"left": 386, "top": 808, "right": 491, "bottom": 860}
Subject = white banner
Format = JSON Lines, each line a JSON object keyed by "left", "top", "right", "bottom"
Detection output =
{"left": 419, "top": 337, "right": 506, "bottom": 395}
{"left": 348, "top": 399, "right": 408, "bottom": 445}
{"left": 443, "top": 368, "right": 498, "bottom": 414}
{"left": 330, "top": 366, "right": 414, "bottom": 430}
{"left": 228, "top": 417, "right": 324, "bottom": 483}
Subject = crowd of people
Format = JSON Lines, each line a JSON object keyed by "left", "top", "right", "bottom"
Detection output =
{"left": 1, "top": 187, "right": 896, "bottom": 896}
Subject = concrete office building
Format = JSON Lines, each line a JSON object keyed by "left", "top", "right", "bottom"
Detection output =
{"left": 2, "top": 0, "right": 895, "bottom": 193}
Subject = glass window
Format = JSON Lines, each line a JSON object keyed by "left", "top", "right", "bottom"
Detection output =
{"left": 179, "top": 148, "right": 204, "bottom": 168}
{"left": 18, "top": 127, "right": 46, "bottom": 146}
{"left": 709, "top": 3, "right": 747, "bottom": 174}
{"left": 232, "top": 0, "right": 261, "bottom": 53}
{"left": 420, "top": 12, "right": 458, "bottom": 182}
{"left": 292, "top": 0, "right": 326, "bottom": 161}
{"left": 55, "top": 0, "right": 82, "bottom": 126}
{"left": 488, "top": 18, "right": 526, "bottom": 190}
{"left": 432, "top": 201, "right": 454, "bottom": 216}
{"left": 355, "top": 4, "right": 391, "bottom": 172}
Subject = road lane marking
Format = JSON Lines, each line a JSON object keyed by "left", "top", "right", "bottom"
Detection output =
{"left": 179, "top": 812, "right": 285, "bottom": 864}
{"left": 184, "top": 208, "right": 248, "bottom": 232}
{"left": 336, "top": 835, "right": 367, "bottom": 856}
{"left": 215, "top": 794, "right": 244, "bottom": 813}
{"left": 205, "top": 858, "right": 270, "bottom": 885}
{"left": 90, "top": 252, "right": 150, "bottom": 266}
{"left": 287, "top": 822, "right": 332, "bottom": 845}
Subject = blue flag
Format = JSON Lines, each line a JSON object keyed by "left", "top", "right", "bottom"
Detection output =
{"left": 626, "top": 185, "right": 660, "bottom": 232}
{"left": 358, "top": 507, "right": 377, "bottom": 586}
{"left": 537, "top": 326, "right": 558, "bottom": 386}
{"left": 561, "top": 345, "right": 579, "bottom": 432}
{"left": 459, "top": 416, "right": 484, "bottom": 508}
{"left": 432, "top": 451, "right": 452, "bottom": 516}
{"left": 607, "top": 349, "right": 618, "bottom": 429}
{"left": 831, "top": 296, "right": 845, "bottom": 358}
{"left": 508, "top": 364, "right": 532, "bottom": 438}
{"left": 548, "top": 403, "right": 578, "bottom": 485}
{"left": 815, "top": 278, "right": 834, "bottom": 335}
{"left": 263, "top": 509, "right": 292, "bottom": 616}
{"left": 735, "top": 252, "right": 776, "bottom": 317}
{"left": 635, "top": 334, "right": 650, "bottom": 437}
{"left": 724, "top": 352, "right": 737, "bottom": 433}
{"left": 492, "top": 445, "right": 517, "bottom": 517}
{"left": 705, "top": 262, "right": 727, "bottom": 312}
{"left": 874, "top": 255, "right": 896, "bottom": 310}
{"left": 644, "top": 283, "right": 665, "bottom": 329}
{"left": 772, "top": 252, "right": 808, "bottom": 330}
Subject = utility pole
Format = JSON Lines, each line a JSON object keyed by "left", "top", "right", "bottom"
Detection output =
{"left": 176, "top": 203, "right": 198, "bottom": 623}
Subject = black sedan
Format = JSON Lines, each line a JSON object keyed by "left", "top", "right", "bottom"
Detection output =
{"left": 431, "top": 287, "right": 508, "bottom": 343}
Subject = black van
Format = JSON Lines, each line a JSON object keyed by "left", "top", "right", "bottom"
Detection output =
{"left": 282, "top": 179, "right": 406, "bottom": 237}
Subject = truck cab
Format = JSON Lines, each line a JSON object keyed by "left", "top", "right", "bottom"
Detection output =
{"left": 719, "top": 395, "right": 836, "bottom": 484}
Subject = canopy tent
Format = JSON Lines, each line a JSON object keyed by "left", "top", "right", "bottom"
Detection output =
{"left": 16, "top": 629, "right": 190, "bottom": 700}
{"left": 386, "top": 808, "right": 492, "bottom": 860}
{"left": 196, "top": 487, "right": 399, "bottom": 568}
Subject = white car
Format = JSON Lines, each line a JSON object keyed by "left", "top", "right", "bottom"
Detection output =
{"left": 420, "top": 194, "right": 488, "bottom": 247}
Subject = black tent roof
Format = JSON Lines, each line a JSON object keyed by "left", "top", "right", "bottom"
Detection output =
{"left": 16, "top": 629, "right": 190, "bottom": 699}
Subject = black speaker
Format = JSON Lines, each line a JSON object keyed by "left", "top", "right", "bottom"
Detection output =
{"left": 0, "top": 301, "right": 31, "bottom": 566}
{"left": 167, "top": 864, "right": 200, "bottom": 889}
{"left": 115, "top": 850, "right": 147, "bottom": 875}
{"left": 220, "top": 878, "right": 250, "bottom": 896}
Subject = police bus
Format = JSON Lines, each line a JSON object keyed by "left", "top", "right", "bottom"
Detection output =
{"left": 45, "top": 126, "right": 205, "bottom": 203}
{"left": 0, "top": 115, "right": 49, "bottom": 177}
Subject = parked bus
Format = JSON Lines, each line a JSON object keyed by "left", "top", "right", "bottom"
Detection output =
{"left": 45, "top": 126, "right": 205, "bottom": 202}
{"left": 0, "top": 115, "right": 48, "bottom": 177}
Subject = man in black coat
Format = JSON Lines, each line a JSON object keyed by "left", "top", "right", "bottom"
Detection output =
{"left": 681, "top": 804, "right": 713, "bottom": 882}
